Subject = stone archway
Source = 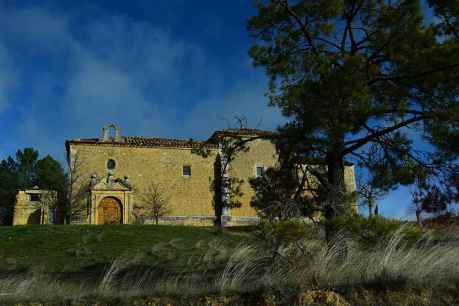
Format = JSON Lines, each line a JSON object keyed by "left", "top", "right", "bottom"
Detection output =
{"left": 98, "top": 197, "right": 123, "bottom": 224}
{"left": 27, "top": 209, "right": 42, "bottom": 224}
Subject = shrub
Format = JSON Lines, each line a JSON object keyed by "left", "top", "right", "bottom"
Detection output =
{"left": 326, "top": 215, "right": 423, "bottom": 247}
{"left": 423, "top": 212, "right": 459, "bottom": 228}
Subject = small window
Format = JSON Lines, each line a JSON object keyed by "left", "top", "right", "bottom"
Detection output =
{"left": 256, "top": 166, "right": 265, "bottom": 177}
{"left": 107, "top": 159, "right": 116, "bottom": 170}
{"left": 30, "top": 194, "right": 41, "bottom": 202}
{"left": 183, "top": 165, "right": 191, "bottom": 176}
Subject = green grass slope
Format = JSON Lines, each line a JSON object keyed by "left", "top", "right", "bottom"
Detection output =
{"left": 0, "top": 225, "right": 248, "bottom": 273}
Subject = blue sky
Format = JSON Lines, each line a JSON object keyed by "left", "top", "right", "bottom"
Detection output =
{"left": 0, "top": 0, "right": 416, "bottom": 219}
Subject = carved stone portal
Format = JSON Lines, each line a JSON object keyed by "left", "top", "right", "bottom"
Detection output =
{"left": 89, "top": 174, "right": 133, "bottom": 224}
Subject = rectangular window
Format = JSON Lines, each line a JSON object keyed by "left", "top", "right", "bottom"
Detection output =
{"left": 183, "top": 165, "right": 191, "bottom": 176}
{"left": 256, "top": 166, "right": 265, "bottom": 177}
{"left": 29, "top": 193, "right": 41, "bottom": 202}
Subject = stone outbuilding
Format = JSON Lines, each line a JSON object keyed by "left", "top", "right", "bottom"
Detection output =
{"left": 13, "top": 187, "right": 58, "bottom": 225}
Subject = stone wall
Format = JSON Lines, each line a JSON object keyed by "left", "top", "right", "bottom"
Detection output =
{"left": 227, "top": 138, "right": 357, "bottom": 218}
{"left": 68, "top": 137, "right": 357, "bottom": 225}
{"left": 227, "top": 138, "right": 279, "bottom": 218}
{"left": 68, "top": 143, "right": 219, "bottom": 223}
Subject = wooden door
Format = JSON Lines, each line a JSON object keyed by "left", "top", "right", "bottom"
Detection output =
{"left": 99, "top": 197, "right": 122, "bottom": 224}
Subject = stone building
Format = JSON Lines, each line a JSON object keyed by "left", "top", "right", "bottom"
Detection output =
{"left": 13, "top": 187, "right": 58, "bottom": 225}
{"left": 65, "top": 124, "right": 356, "bottom": 226}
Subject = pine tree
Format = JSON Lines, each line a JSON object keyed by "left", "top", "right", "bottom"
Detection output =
{"left": 248, "top": 0, "right": 459, "bottom": 220}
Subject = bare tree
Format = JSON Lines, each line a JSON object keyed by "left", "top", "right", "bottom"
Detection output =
{"left": 357, "top": 175, "right": 387, "bottom": 218}
{"left": 66, "top": 152, "right": 89, "bottom": 224}
{"left": 134, "top": 182, "right": 170, "bottom": 225}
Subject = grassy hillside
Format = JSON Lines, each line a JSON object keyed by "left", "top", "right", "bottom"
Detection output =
{"left": 2, "top": 222, "right": 459, "bottom": 305}
{"left": 0, "top": 225, "right": 250, "bottom": 273}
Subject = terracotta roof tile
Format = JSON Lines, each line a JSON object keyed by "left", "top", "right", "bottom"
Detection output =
{"left": 124, "top": 136, "right": 214, "bottom": 148}
{"left": 66, "top": 136, "right": 218, "bottom": 149}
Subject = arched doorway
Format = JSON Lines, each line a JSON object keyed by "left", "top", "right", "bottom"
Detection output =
{"left": 27, "top": 209, "right": 42, "bottom": 224}
{"left": 98, "top": 197, "right": 123, "bottom": 224}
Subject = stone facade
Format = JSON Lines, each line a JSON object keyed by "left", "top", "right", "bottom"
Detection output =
{"left": 13, "top": 188, "right": 57, "bottom": 225}
{"left": 66, "top": 125, "right": 357, "bottom": 225}
{"left": 225, "top": 138, "right": 279, "bottom": 225}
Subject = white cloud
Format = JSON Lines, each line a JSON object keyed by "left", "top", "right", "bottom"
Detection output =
{"left": 65, "top": 50, "right": 163, "bottom": 135}
{"left": 0, "top": 3, "right": 284, "bottom": 160}
{"left": 82, "top": 16, "right": 186, "bottom": 83}
{"left": 60, "top": 15, "right": 196, "bottom": 137}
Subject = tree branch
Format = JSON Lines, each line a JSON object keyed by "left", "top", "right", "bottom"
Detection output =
{"left": 278, "top": 0, "right": 318, "bottom": 55}
{"left": 342, "top": 115, "right": 425, "bottom": 155}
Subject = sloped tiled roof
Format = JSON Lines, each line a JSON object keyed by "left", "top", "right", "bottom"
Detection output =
{"left": 66, "top": 136, "right": 218, "bottom": 149}
{"left": 66, "top": 128, "right": 276, "bottom": 149}
{"left": 124, "top": 136, "right": 215, "bottom": 148}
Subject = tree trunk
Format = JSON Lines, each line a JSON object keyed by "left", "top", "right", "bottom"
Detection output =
{"left": 323, "top": 149, "right": 346, "bottom": 243}
{"left": 155, "top": 216, "right": 159, "bottom": 225}
{"left": 213, "top": 154, "right": 223, "bottom": 228}
{"left": 324, "top": 150, "right": 346, "bottom": 221}
{"left": 368, "top": 201, "right": 373, "bottom": 218}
